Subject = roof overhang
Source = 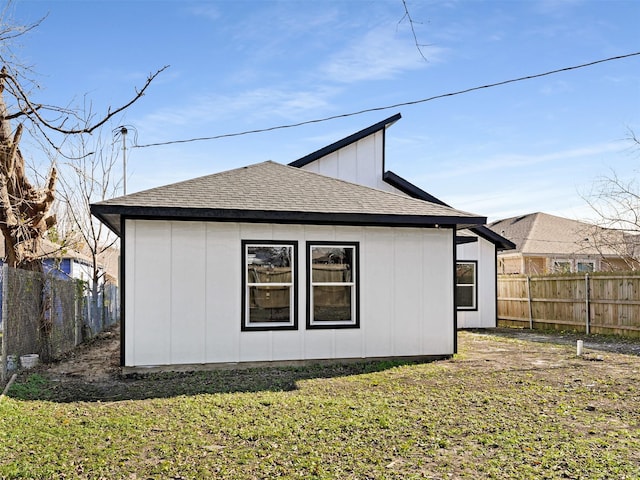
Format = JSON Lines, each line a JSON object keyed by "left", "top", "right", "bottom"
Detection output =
{"left": 91, "top": 204, "right": 486, "bottom": 237}
{"left": 384, "top": 170, "right": 515, "bottom": 250}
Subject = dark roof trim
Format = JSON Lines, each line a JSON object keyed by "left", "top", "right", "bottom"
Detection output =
{"left": 384, "top": 170, "right": 515, "bottom": 251}
{"left": 472, "top": 225, "right": 516, "bottom": 250}
{"left": 91, "top": 204, "right": 486, "bottom": 237}
{"left": 288, "top": 113, "right": 402, "bottom": 168}
{"left": 456, "top": 236, "right": 478, "bottom": 245}
{"left": 383, "top": 170, "right": 448, "bottom": 206}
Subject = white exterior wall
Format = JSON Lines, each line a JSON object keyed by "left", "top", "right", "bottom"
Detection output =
{"left": 124, "top": 219, "right": 455, "bottom": 367}
{"left": 298, "top": 131, "right": 403, "bottom": 194}
{"left": 298, "top": 128, "right": 499, "bottom": 329}
{"left": 456, "top": 236, "right": 497, "bottom": 328}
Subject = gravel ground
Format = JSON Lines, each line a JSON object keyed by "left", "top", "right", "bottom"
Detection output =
{"left": 472, "top": 327, "right": 640, "bottom": 356}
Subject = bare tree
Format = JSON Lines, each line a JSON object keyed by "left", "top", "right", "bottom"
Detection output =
{"left": 55, "top": 123, "right": 121, "bottom": 281}
{"left": 582, "top": 131, "right": 640, "bottom": 270}
{"left": 50, "top": 123, "right": 123, "bottom": 333}
{"left": 399, "top": 0, "right": 430, "bottom": 61}
{"left": 0, "top": 4, "right": 166, "bottom": 270}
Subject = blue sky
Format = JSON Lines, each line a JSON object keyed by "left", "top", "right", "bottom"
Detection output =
{"left": 10, "top": 0, "right": 640, "bottom": 223}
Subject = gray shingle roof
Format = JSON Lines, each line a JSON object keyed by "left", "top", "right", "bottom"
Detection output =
{"left": 91, "top": 161, "right": 486, "bottom": 235}
{"left": 488, "top": 212, "right": 622, "bottom": 256}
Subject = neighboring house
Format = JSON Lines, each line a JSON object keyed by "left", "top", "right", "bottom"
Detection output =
{"left": 0, "top": 238, "right": 104, "bottom": 332}
{"left": 289, "top": 113, "right": 514, "bottom": 329}
{"left": 91, "top": 159, "right": 487, "bottom": 370}
{"left": 0, "top": 238, "right": 102, "bottom": 286}
{"left": 488, "top": 212, "right": 637, "bottom": 274}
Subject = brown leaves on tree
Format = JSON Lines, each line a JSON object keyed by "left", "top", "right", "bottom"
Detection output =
{"left": 0, "top": 71, "right": 56, "bottom": 270}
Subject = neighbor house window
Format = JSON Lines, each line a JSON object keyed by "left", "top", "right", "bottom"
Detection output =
{"left": 307, "top": 242, "right": 359, "bottom": 328}
{"left": 242, "top": 241, "right": 297, "bottom": 331}
{"left": 552, "top": 260, "right": 571, "bottom": 274}
{"left": 577, "top": 261, "right": 595, "bottom": 273}
{"left": 456, "top": 261, "right": 477, "bottom": 310}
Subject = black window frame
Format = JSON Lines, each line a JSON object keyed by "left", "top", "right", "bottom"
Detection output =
{"left": 456, "top": 260, "right": 477, "bottom": 311}
{"left": 306, "top": 241, "right": 360, "bottom": 329}
{"left": 241, "top": 240, "right": 298, "bottom": 331}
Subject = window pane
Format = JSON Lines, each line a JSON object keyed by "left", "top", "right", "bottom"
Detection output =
{"left": 456, "top": 263, "right": 474, "bottom": 284}
{"left": 457, "top": 285, "right": 474, "bottom": 308}
{"left": 248, "top": 286, "right": 291, "bottom": 322}
{"left": 311, "top": 247, "right": 353, "bottom": 282}
{"left": 313, "top": 285, "right": 352, "bottom": 322}
{"left": 247, "top": 246, "right": 292, "bottom": 283}
{"left": 577, "top": 262, "right": 594, "bottom": 273}
{"left": 553, "top": 261, "right": 571, "bottom": 274}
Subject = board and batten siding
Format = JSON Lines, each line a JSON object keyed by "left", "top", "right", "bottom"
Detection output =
{"left": 124, "top": 219, "right": 455, "bottom": 367}
{"left": 456, "top": 237, "right": 497, "bottom": 328}
{"left": 296, "top": 132, "right": 496, "bottom": 330}
{"left": 297, "top": 130, "right": 401, "bottom": 193}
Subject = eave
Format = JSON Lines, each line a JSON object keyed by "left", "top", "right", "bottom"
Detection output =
{"left": 90, "top": 204, "right": 486, "bottom": 237}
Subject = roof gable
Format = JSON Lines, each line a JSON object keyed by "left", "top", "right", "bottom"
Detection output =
{"left": 289, "top": 113, "right": 401, "bottom": 168}
{"left": 288, "top": 115, "right": 514, "bottom": 251}
{"left": 91, "top": 161, "right": 486, "bottom": 235}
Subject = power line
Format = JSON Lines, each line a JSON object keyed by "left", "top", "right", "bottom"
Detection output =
{"left": 134, "top": 51, "right": 640, "bottom": 149}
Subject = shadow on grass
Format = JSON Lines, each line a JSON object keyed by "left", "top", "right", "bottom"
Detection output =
{"left": 7, "top": 358, "right": 429, "bottom": 403}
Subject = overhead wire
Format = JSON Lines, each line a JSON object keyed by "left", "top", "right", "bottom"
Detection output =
{"left": 133, "top": 51, "right": 640, "bottom": 150}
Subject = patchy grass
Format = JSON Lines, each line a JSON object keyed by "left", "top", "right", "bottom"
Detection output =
{"left": 1, "top": 333, "right": 639, "bottom": 479}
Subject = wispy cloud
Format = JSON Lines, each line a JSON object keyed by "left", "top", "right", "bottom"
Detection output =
{"left": 133, "top": 85, "right": 340, "bottom": 141}
{"left": 320, "top": 24, "right": 445, "bottom": 83}
{"left": 423, "top": 142, "right": 625, "bottom": 180}
{"left": 187, "top": 5, "right": 222, "bottom": 21}
{"left": 539, "top": 79, "right": 573, "bottom": 95}
{"left": 446, "top": 183, "right": 594, "bottom": 223}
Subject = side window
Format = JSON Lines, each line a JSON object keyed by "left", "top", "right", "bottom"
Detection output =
{"left": 242, "top": 241, "right": 297, "bottom": 331}
{"left": 456, "top": 261, "right": 477, "bottom": 310}
{"left": 307, "top": 242, "right": 359, "bottom": 329}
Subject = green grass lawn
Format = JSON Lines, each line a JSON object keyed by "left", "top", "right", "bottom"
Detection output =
{"left": 1, "top": 334, "right": 639, "bottom": 479}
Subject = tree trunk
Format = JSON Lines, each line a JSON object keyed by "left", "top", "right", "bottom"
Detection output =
{"left": 0, "top": 67, "right": 57, "bottom": 270}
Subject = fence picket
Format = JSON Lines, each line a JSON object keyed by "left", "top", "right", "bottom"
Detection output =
{"left": 498, "top": 274, "right": 640, "bottom": 337}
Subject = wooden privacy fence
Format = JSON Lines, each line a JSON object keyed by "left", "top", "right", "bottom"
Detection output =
{"left": 498, "top": 274, "right": 640, "bottom": 337}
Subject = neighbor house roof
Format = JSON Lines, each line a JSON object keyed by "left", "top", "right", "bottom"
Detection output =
{"left": 91, "top": 161, "right": 486, "bottom": 236}
{"left": 488, "top": 212, "right": 621, "bottom": 256}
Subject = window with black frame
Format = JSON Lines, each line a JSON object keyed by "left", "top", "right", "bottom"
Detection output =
{"left": 242, "top": 241, "right": 297, "bottom": 330}
{"left": 307, "top": 242, "right": 359, "bottom": 328}
{"left": 456, "top": 261, "right": 477, "bottom": 310}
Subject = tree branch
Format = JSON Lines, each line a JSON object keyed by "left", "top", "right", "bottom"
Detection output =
{"left": 0, "top": 65, "right": 169, "bottom": 135}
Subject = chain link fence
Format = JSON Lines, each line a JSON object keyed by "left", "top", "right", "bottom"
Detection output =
{"left": 1, "top": 265, "right": 119, "bottom": 383}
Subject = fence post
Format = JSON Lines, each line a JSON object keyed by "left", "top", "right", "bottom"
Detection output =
{"left": 74, "top": 292, "right": 79, "bottom": 347}
{"left": 585, "top": 273, "right": 590, "bottom": 335}
{"left": 1, "top": 265, "right": 8, "bottom": 384}
{"left": 527, "top": 275, "right": 533, "bottom": 330}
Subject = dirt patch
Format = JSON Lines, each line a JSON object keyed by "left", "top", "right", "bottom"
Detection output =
{"left": 44, "top": 323, "right": 121, "bottom": 382}
{"left": 18, "top": 324, "right": 640, "bottom": 402}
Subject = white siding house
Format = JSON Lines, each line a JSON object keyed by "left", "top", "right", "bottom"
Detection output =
{"left": 290, "top": 113, "right": 514, "bottom": 329}
{"left": 91, "top": 160, "right": 486, "bottom": 370}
